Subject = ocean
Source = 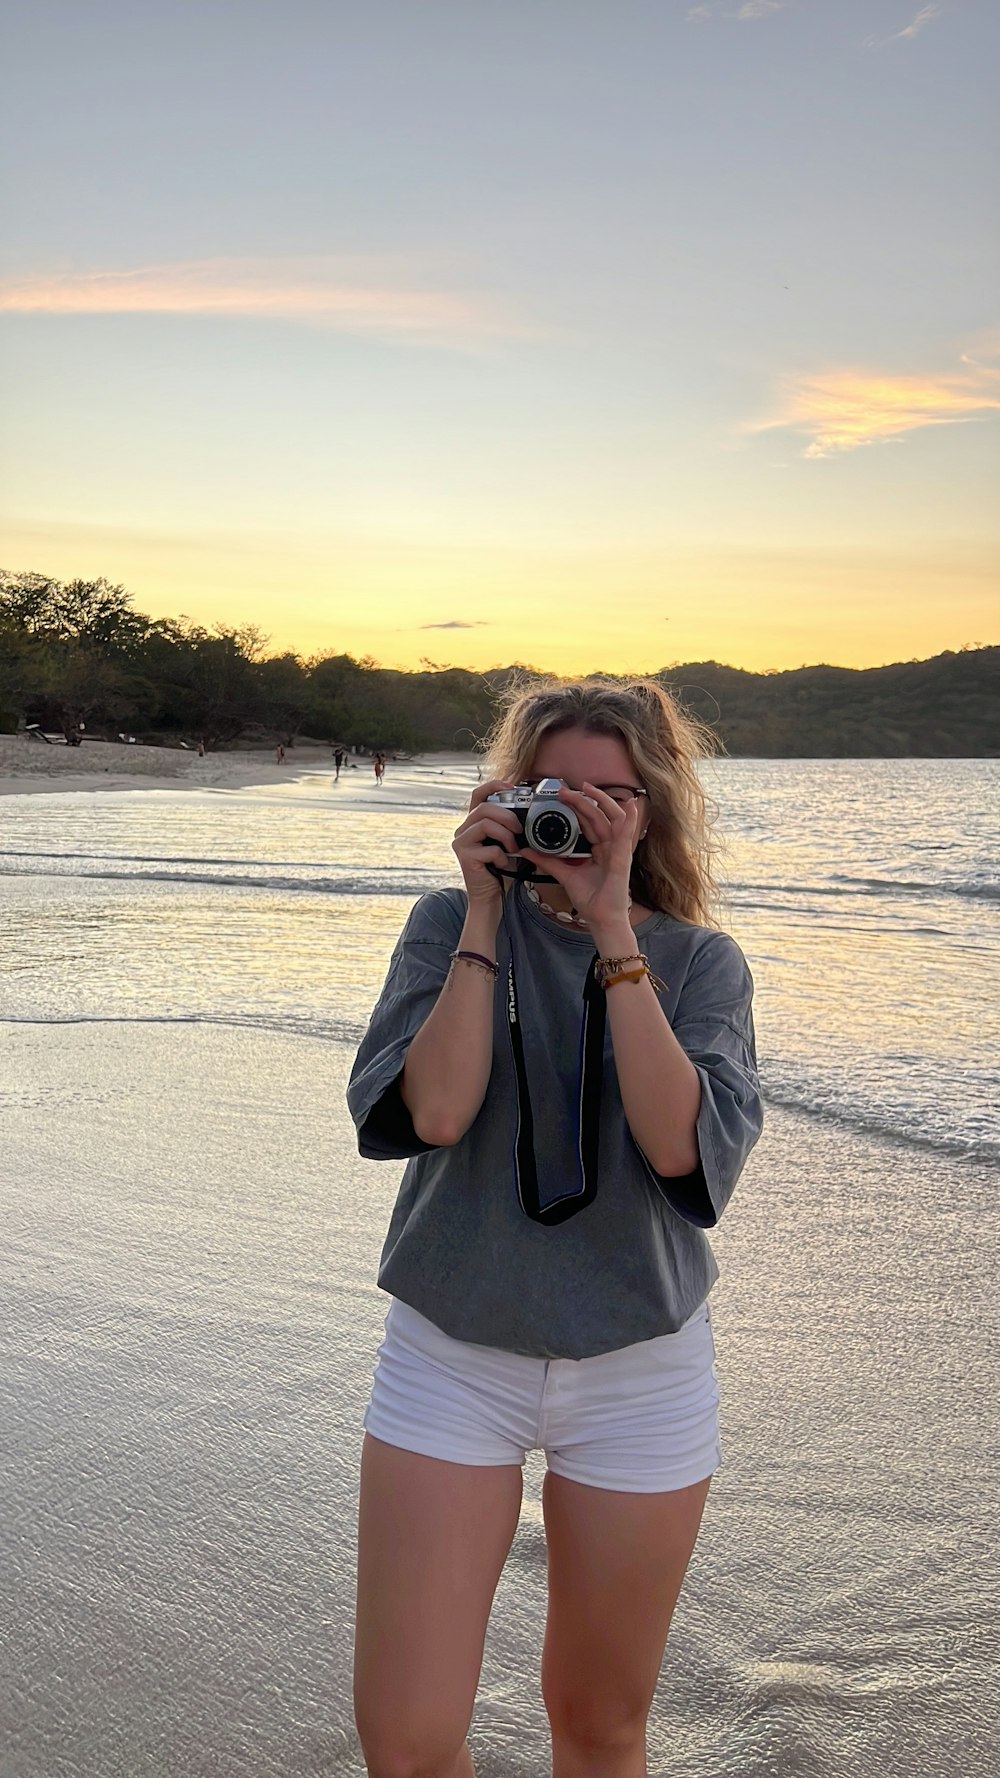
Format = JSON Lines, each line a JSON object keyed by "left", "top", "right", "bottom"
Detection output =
{"left": 1, "top": 753, "right": 997, "bottom": 1776}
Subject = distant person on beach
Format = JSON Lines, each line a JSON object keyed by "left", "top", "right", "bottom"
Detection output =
{"left": 333, "top": 746, "right": 346, "bottom": 781}
{"left": 373, "top": 752, "right": 385, "bottom": 785}
{"left": 347, "top": 678, "right": 764, "bottom": 1775}
{"left": 197, "top": 739, "right": 205, "bottom": 757}
{"left": 276, "top": 744, "right": 285, "bottom": 765}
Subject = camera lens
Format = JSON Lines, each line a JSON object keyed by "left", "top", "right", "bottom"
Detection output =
{"left": 530, "top": 809, "right": 573, "bottom": 851}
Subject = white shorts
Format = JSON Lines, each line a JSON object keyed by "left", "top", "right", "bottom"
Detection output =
{"left": 363, "top": 1295, "right": 722, "bottom": 1494}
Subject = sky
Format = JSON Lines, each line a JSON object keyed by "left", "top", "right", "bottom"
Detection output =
{"left": 1, "top": 0, "right": 997, "bottom": 678}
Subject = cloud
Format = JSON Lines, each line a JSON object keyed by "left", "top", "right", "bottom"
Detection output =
{"left": 419, "top": 620, "right": 491, "bottom": 629}
{"left": 897, "top": 3, "right": 945, "bottom": 37}
{"left": 0, "top": 256, "right": 536, "bottom": 349}
{"left": 864, "top": 4, "right": 946, "bottom": 49}
{"left": 687, "top": 1, "right": 788, "bottom": 21}
{"left": 746, "top": 342, "right": 1000, "bottom": 457}
{"left": 958, "top": 330, "right": 1000, "bottom": 376}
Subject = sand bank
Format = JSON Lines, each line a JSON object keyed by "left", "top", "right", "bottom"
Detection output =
{"left": 0, "top": 735, "right": 356, "bottom": 797}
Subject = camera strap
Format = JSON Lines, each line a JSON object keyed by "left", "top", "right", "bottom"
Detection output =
{"left": 486, "top": 856, "right": 559, "bottom": 887}
{"left": 504, "top": 943, "right": 606, "bottom": 1225}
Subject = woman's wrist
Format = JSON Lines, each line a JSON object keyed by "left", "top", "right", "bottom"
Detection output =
{"left": 462, "top": 893, "right": 502, "bottom": 951}
{"left": 589, "top": 917, "right": 636, "bottom": 957}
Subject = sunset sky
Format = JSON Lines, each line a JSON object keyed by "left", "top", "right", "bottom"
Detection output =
{"left": 1, "top": 0, "right": 997, "bottom": 678}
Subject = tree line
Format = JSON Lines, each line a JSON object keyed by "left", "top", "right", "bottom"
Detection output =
{"left": 1, "top": 570, "right": 996, "bottom": 756}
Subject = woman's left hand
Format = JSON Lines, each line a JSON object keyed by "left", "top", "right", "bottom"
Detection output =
{"left": 520, "top": 783, "right": 639, "bottom": 931}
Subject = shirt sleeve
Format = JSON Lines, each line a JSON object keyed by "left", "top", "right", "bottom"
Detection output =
{"left": 632, "top": 931, "right": 764, "bottom": 1228}
{"left": 346, "top": 890, "right": 466, "bottom": 1160}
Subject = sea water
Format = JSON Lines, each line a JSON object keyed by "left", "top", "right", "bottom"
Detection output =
{"left": 0, "top": 754, "right": 997, "bottom": 1776}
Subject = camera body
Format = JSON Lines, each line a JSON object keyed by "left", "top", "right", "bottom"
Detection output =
{"left": 484, "top": 778, "right": 591, "bottom": 857}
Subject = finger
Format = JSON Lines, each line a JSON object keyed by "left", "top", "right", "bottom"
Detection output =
{"left": 455, "top": 804, "right": 521, "bottom": 837}
{"left": 520, "top": 849, "right": 577, "bottom": 886}
{"left": 469, "top": 778, "right": 516, "bottom": 810}
{"left": 578, "top": 781, "right": 628, "bottom": 822}
{"left": 556, "top": 786, "right": 614, "bottom": 846}
{"left": 577, "top": 782, "right": 634, "bottom": 834}
{"left": 466, "top": 841, "right": 519, "bottom": 867}
{"left": 578, "top": 783, "right": 637, "bottom": 845}
{"left": 458, "top": 817, "right": 524, "bottom": 849}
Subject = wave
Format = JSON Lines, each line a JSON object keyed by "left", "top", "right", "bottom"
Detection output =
{"left": 0, "top": 1010, "right": 369, "bottom": 1043}
{"left": 0, "top": 848, "right": 337, "bottom": 867}
{"left": 0, "top": 862, "right": 440, "bottom": 896}
{"left": 3, "top": 1013, "right": 997, "bottom": 1165}
{"left": 831, "top": 873, "right": 1000, "bottom": 903}
{"left": 759, "top": 1084, "right": 1000, "bottom": 1167}
{"left": 2, "top": 845, "right": 997, "bottom": 905}
{"left": 2, "top": 856, "right": 998, "bottom": 906}
{"left": 731, "top": 875, "right": 1000, "bottom": 904}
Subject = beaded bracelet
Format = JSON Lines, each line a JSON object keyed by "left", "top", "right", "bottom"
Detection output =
{"left": 450, "top": 949, "right": 499, "bottom": 980}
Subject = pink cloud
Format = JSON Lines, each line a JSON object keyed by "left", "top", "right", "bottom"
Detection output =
{"left": 746, "top": 340, "right": 1000, "bottom": 457}
{"left": 0, "top": 255, "right": 537, "bottom": 349}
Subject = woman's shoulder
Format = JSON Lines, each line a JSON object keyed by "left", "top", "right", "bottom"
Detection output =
{"left": 645, "top": 912, "right": 748, "bottom": 968}
{"left": 403, "top": 884, "right": 468, "bottom": 944}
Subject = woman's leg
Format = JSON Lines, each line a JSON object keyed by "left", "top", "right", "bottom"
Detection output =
{"left": 540, "top": 1470, "right": 712, "bottom": 1778}
{"left": 354, "top": 1432, "right": 524, "bottom": 1778}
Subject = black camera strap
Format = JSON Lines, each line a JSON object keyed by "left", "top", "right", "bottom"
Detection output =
{"left": 485, "top": 855, "right": 559, "bottom": 887}
{"left": 503, "top": 926, "right": 607, "bottom": 1225}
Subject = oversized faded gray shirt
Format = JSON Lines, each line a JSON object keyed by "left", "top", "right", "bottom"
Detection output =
{"left": 346, "top": 881, "right": 764, "bottom": 1359}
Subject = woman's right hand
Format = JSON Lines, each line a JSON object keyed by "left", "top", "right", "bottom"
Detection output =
{"left": 452, "top": 780, "right": 523, "bottom": 904}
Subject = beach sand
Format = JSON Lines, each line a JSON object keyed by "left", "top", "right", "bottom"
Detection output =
{"left": 0, "top": 734, "right": 366, "bottom": 797}
{"left": 0, "top": 756, "right": 995, "bottom": 1776}
{"left": 1, "top": 1016, "right": 994, "bottom": 1778}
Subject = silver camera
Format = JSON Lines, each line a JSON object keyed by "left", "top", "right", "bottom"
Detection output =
{"left": 484, "top": 778, "right": 591, "bottom": 857}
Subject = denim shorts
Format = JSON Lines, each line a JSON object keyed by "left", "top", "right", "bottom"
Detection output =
{"left": 363, "top": 1295, "right": 722, "bottom": 1494}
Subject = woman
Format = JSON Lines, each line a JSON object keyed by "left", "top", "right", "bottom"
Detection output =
{"left": 347, "top": 678, "right": 764, "bottom": 1778}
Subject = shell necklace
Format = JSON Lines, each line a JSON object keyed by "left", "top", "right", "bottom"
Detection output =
{"left": 525, "top": 880, "right": 632, "bottom": 929}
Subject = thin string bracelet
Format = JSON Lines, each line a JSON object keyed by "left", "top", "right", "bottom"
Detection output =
{"left": 450, "top": 949, "right": 499, "bottom": 979}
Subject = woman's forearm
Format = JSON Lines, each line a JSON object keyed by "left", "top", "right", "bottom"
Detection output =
{"left": 590, "top": 916, "right": 702, "bottom": 1175}
{"left": 399, "top": 898, "right": 501, "bottom": 1146}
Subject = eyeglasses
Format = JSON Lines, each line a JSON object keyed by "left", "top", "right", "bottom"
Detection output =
{"left": 524, "top": 778, "right": 648, "bottom": 808}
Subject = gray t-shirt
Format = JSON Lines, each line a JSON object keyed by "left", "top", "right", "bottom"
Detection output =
{"left": 347, "top": 881, "right": 764, "bottom": 1359}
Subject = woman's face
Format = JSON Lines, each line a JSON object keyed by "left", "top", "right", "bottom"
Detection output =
{"left": 525, "top": 726, "right": 650, "bottom": 843}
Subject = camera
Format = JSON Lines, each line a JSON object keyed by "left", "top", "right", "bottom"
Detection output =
{"left": 484, "top": 778, "right": 591, "bottom": 857}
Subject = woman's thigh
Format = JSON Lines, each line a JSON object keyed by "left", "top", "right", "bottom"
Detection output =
{"left": 354, "top": 1433, "right": 524, "bottom": 1765}
{"left": 540, "top": 1469, "right": 712, "bottom": 1747}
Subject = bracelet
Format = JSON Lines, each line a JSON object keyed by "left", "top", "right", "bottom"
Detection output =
{"left": 598, "top": 953, "right": 669, "bottom": 993}
{"left": 450, "top": 949, "right": 499, "bottom": 979}
{"left": 596, "top": 952, "right": 646, "bottom": 980}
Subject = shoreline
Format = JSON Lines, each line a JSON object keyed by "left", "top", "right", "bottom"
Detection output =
{"left": 0, "top": 1016, "right": 993, "bottom": 1777}
{"left": 0, "top": 735, "right": 431, "bottom": 797}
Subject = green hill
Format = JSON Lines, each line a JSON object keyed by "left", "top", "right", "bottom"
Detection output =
{"left": 1, "top": 570, "right": 996, "bottom": 756}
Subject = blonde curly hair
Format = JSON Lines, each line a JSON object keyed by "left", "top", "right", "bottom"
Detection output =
{"left": 482, "top": 676, "right": 733, "bottom": 931}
